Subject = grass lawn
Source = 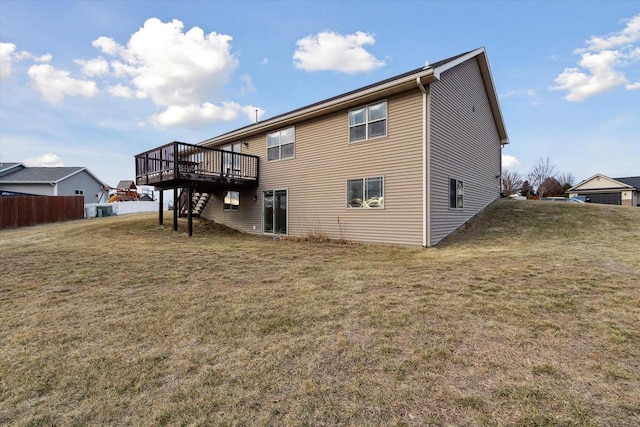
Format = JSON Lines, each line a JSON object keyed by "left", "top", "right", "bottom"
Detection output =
{"left": 1, "top": 199, "right": 639, "bottom": 426}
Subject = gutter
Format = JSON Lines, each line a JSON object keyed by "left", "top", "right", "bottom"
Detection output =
{"left": 416, "top": 77, "right": 431, "bottom": 247}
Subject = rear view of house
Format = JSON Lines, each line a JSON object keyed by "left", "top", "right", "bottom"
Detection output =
{"left": 136, "top": 47, "right": 508, "bottom": 246}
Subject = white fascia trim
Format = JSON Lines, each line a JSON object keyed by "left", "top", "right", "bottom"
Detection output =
{"left": 201, "top": 69, "right": 436, "bottom": 146}
{"left": 431, "top": 47, "right": 486, "bottom": 79}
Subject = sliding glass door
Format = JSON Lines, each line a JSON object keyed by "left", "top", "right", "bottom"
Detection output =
{"left": 263, "top": 189, "right": 287, "bottom": 234}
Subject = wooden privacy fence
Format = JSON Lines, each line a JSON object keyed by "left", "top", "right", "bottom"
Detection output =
{"left": 0, "top": 195, "right": 85, "bottom": 229}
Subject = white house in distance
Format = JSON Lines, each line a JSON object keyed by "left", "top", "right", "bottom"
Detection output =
{"left": 568, "top": 174, "right": 639, "bottom": 207}
{"left": 0, "top": 163, "right": 108, "bottom": 203}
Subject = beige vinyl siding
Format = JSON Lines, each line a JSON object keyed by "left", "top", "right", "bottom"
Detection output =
{"left": 203, "top": 91, "right": 424, "bottom": 245}
{"left": 429, "top": 58, "right": 501, "bottom": 246}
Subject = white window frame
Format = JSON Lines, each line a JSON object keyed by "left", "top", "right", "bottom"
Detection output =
{"left": 349, "top": 100, "right": 387, "bottom": 143}
{"left": 449, "top": 178, "right": 464, "bottom": 209}
{"left": 224, "top": 191, "right": 239, "bottom": 211}
{"left": 346, "top": 176, "right": 384, "bottom": 209}
{"left": 266, "top": 127, "right": 295, "bottom": 162}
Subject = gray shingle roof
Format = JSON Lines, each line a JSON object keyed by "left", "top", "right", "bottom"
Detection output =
{"left": 614, "top": 176, "right": 640, "bottom": 189}
{"left": 0, "top": 167, "right": 85, "bottom": 183}
{"left": 0, "top": 162, "right": 24, "bottom": 176}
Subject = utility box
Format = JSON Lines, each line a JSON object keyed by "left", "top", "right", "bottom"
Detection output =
{"left": 96, "top": 205, "right": 114, "bottom": 217}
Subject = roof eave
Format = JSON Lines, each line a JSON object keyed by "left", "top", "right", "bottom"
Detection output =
{"left": 201, "top": 69, "right": 438, "bottom": 146}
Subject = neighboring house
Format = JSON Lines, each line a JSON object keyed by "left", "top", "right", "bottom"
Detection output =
{"left": 0, "top": 165, "right": 108, "bottom": 203}
{"left": 568, "top": 174, "right": 639, "bottom": 206}
{"left": 136, "top": 47, "right": 509, "bottom": 246}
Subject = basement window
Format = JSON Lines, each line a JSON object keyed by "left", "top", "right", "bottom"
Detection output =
{"left": 449, "top": 178, "right": 464, "bottom": 209}
{"left": 224, "top": 191, "right": 239, "bottom": 211}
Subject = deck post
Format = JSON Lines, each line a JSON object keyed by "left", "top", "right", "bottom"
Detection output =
{"left": 158, "top": 190, "right": 163, "bottom": 225}
{"left": 187, "top": 186, "right": 194, "bottom": 237}
{"left": 173, "top": 188, "right": 178, "bottom": 232}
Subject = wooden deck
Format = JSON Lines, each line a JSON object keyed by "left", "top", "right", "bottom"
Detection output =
{"left": 135, "top": 141, "right": 259, "bottom": 191}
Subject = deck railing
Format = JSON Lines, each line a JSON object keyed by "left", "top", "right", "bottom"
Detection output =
{"left": 135, "top": 141, "right": 259, "bottom": 187}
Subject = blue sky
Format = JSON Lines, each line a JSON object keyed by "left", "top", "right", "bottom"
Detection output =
{"left": 1, "top": 0, "right": 638, "bottom": 187}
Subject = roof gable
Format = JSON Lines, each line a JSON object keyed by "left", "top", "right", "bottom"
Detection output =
{"left": 200, "top": 47, "right": 508, "bottom": 146}
{"left": 0, "top": 167, "right": 107, "bottom": 187}
{"left": 0, "top": 162, "right": 25, "bottom": 177}
{"left": 569, "top": 173, "right": 636, "bottom": 192}
{"left": 116, "top": 180, "right": 137, "bottom": 190}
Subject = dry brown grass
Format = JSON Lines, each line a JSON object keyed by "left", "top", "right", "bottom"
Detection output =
{"left": 1, "top": 199, "right": 639, "bottom": 426}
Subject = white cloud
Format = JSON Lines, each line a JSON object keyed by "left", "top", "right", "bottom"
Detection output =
{"left": 102, "top": 18, "right": 238, "bottom": 106}
{"left": 552, "top": 14, "right": 640, "bottom": 101}
{"left": 108, "top": 84, "right": 134, "bottom": 98}
{"left": 293, "top": 31, "right": 385, "bottom": 74}
{"left": 239, "top": 74, "right": 255, "bottom": 95}
{"left": 152, "top": 102, "right": 242, "bottom": 128}
{"left": 552, "top": 50, "right": 628, "bottom": 101}
{"left": 24, "top": 153, "right": 64, "bottom": 167}
{"left": 502, "top": 154, "right": 520, "bottom": 168}
{"left": 626, "top": 81, "right": 640, "bottom": 90}
{"left": 92, "top": 36, "right": 120, "bottom": 56}
{"left": 86, "top": 17, "right": 259, "bottom": 127}
{"left": 0, "top": 42, "right": 17, "bottom": 79}
{"left": 34, "top": 53, "right": 52, "bottom": 63}
{"left": 28, "top": 64, "right": 99, "bottom": 104}
{"left": 582, "top": 14, "right": 640, "bottom": 52}
{"left": 75, "top": 57, "right": 109, "bottom": 76}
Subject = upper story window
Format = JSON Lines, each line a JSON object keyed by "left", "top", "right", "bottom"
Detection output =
{"left": 267, "top": 127, "right": 295, "bottom": 161}
{"left": 349, "top": 100, "right": 387, "bottom": 143}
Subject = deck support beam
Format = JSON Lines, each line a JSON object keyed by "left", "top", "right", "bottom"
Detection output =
{"left": 158, "top": 190, "right": 163, "bottom": 226}
{"left": 187, "top": 186, "right": 194, "bottom": 237}
{"left": 173, "top": 188, "right": 178, "bottom": 232}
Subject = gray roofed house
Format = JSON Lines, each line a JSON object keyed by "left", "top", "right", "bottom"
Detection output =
{"left": 0, "top": 166, "right": 108, "bottom": 203}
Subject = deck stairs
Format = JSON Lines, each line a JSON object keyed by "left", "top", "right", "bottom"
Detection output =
{"left": 179, "top": 191, "right": 211, "bottom": 218}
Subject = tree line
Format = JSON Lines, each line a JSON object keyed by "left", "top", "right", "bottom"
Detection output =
{"left": 502, "top": 157, "right": 576, "bottom": 199}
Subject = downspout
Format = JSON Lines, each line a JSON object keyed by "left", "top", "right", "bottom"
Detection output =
{"left": 416, "top": 77, "right": 431, "bottom": 247}
{"left": 51, "top": 182, "right": 57, "bottom": 196}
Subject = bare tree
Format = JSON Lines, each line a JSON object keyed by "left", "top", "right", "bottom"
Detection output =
{"left": 501, "top": 169, "right": 523, "bottom": 196}
{"left": 557, "top": 172, "right": 577, "bottom": 195}
{"left": 557, "top": 172, "right": 576, "bottom": 187}
{"left": 528, "top": 157, "right": 557, "bottom": 198}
